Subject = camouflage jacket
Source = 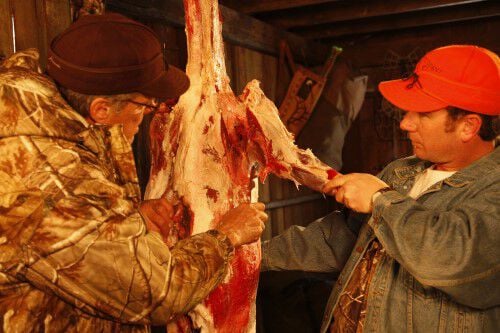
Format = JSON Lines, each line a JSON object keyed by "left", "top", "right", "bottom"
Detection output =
{"left": 0, "top": 50, "right": 233, "bottom": 332}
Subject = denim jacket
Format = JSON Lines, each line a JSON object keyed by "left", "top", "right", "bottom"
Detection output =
{"left": 262, "top": 147, "right": 500, "bottom": 333}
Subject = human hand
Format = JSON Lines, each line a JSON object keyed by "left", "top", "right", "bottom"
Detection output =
{"left": 322, "top": 173, "right": 389, "bottom": 213}
{"left": 215, "top": 202, "right": 268, "bottom": 247}
{"left": 139, "top": 198, "right": 174, "bottom": 237}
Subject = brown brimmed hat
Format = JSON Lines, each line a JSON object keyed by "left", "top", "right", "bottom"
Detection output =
{"left": 47, "top": 13, "right": 189, "bottom": 99}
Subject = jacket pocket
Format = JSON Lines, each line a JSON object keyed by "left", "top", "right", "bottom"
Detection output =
{"left": 403, "top": 269, "right": 439, "bottom": 301}
{"left": 453, "top": 307, "right": 484, "bottom": 333}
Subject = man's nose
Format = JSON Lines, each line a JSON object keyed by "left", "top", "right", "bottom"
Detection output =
{"left": 400, "top": 112, "right": 416, "bottom": 131}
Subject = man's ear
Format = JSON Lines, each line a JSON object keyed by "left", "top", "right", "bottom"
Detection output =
{"left": 459, "top": 114, "right": 482, "bottom": 142}
{"left": 89, "top": 98, "right": 112, "bottom": 124}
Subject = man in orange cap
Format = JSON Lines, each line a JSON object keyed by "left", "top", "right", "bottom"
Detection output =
{"left": 262, "top": 45, "right": 499, "bottom": 332}
{"left": 0, "top": 13, "right": 267, "bottom": 331}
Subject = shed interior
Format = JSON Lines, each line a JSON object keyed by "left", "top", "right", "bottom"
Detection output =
{"left": 1, "top": 1, "right": 498, "bottom": 331}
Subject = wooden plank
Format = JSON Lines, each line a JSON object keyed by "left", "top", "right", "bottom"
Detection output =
{"left": 275, "top": 181, "right": 330, "bottom": 229}
{"left": 11, "top": 0, "right": 42, "bottom": 52}
{"left": 266, "top": 0, "right": 485, "bottom": 29}
{"left": 35, "top": 0, "right": 48, "bottom": 69}
{"left": 298, "top": 1, "right": 500, "bottom": 39}
{"left": 335, "top": 17, "right": 500, "bottom": 70}
{"left": 0, "top": 0, "right": 14, "bottom": 59}
{"left": 229, "top": 44, "right": 278, "bottom": 96}
{"left": 1, "top": 0, "right": 71, "bottom": 65}
{"left": 106, "top": 0, "right": 329, "bottom": 65}
{"left": 146, "top": 22, "right": 186, "bottom": 68}
{"left": 44, "top": 0, "right": 71, "bottom": 48}
{"left": 216, "top": 7, "right": 328, "bottom": 66}
{"left": 341, "top": 94, "right": 413, "bottom": 175}
{"left": 220, "top": 0, "right": 339, "bottom": 14}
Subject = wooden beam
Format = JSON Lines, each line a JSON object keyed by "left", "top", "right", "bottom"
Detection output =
{"left": 333, "top": 17, "right": 500, "bottom": 69}
{"left": 220, "top": 0, "right": 339, "bottom": 14}
{"left": 10, "top": 0, "right": 40, "bottom": 52}
{"left": 44, "top": 0, "right": 72, "bottom": 44}
{"left": 40, "top": 0, "right": 72, "bottom": 69}
{"left": 266, "top": 0, "right": 486, "bottom": 29}
{"left": 0, "top": 0, "right": 14, "bottom": 59}
{"left": 296, "top": 1, "right": 500, "bottom": 40}
{"left": 106, "top": 0, "right": 330, "bottom": 65}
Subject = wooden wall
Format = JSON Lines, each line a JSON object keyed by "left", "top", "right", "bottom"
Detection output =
{"left": 0, "top": 0, "right": 72, "bottom": 66}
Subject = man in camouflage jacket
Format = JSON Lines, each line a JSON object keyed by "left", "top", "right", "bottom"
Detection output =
{"left": 0, "top": 13, "right": 266, "bottom": 332}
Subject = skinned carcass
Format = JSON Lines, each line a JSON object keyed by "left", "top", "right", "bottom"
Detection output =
{"left": 145, "top": 0, "right": 337, "bottom": 332}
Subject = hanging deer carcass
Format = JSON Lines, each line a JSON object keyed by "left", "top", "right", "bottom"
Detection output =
{"left": 145, "top": 0, "right": 337, "bottom": 332}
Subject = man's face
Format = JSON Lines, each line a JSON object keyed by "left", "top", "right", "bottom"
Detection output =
{"left": 399, "top": 109, "right": 460, "bottom": 163}
{"left": 107, "top": 94, "right": 158, "bottom": 143}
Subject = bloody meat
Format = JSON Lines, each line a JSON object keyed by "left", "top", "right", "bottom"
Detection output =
{"left": 146, "top": 0, "right": 337, "bottom": 331}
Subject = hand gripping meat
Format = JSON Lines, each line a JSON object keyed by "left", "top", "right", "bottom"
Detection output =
{"left": 145, "top": 0, "right": 337, "bottom": 332}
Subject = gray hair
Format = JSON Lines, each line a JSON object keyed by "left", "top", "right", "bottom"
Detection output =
{"left": 59, "top": 87, "right": 137, "bottom": 118}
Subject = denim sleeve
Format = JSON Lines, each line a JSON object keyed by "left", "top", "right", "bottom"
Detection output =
{"left": 261, "top": 211, "right": 358, "bottom": 273}
{"left": 370, "top": 181, "right": 500, "bottom": 309}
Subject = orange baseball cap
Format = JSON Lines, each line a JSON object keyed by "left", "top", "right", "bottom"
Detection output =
{"left": 379, "top": 45, "right": 500, "bottom": 115}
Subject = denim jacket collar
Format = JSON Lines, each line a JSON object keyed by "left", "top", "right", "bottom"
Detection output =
{"left": 446, "top": 146, "right": 499, "bottom": 185}
{"left": 393, "top": 160, "right": 429, "bottom": 181}
{"left": 393, "top": 147, "right": 499, "bottom": 190}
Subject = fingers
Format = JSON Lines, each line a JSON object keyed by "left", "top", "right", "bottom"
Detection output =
{"left": 257, "top": 210, "right": 268, "bottom": 223}
{"left": 251, "top": 202, "right": 265, "bottom": 211}
{"left": 254, "top": 211, "right": 267, "bottom": 232}
{"left": 245, "top": 207, "right": 267, "bottom": 232}
{"left": 334, "top": 183, "right": 357, "bottom": 208}
{"left": 335, "top": 186, "right": 345, "bottom": 204}
{"left": 322, "top": 174, "right": 350, "bottom": 195}
{"left": 154, "top": 198, "right": 174, "bottom": 219}
{"left": 252, "top": 209, "right": 267, "bottom": 241}
{"left": 251, "top": 202, "right": 268, "bottom": 223}
{"left": 249, "top": 218, "right": 266, "bottom": 242}
{"left": 233, "top": 202, "right": 267, "bottom": 223}
{"left": 216, "top": 202, "right": 268, "bottom": 247}
{"left": 324, "top": 173, "right": 389, "bottom": 213}
{"left": 139, "top": 199, "right": 175, "bottom": 239}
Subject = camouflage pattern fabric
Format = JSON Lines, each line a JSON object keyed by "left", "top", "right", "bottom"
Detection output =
{"left": 0, "top": 49, "right": 233, "bottom": 332}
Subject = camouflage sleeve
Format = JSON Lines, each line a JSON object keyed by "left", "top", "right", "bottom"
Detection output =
{"left": 0, "top": 137, "right": 233, "bottom": 325}
{"left": 20, "top": 221, "right": 232, "bottom": 325}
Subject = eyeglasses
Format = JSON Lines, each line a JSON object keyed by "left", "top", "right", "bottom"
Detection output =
{"left": 125, "top": 99, "right": 176, "bottom": 114}
{"left": 125, "top": 99, "right": 161, "bottom": 114}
